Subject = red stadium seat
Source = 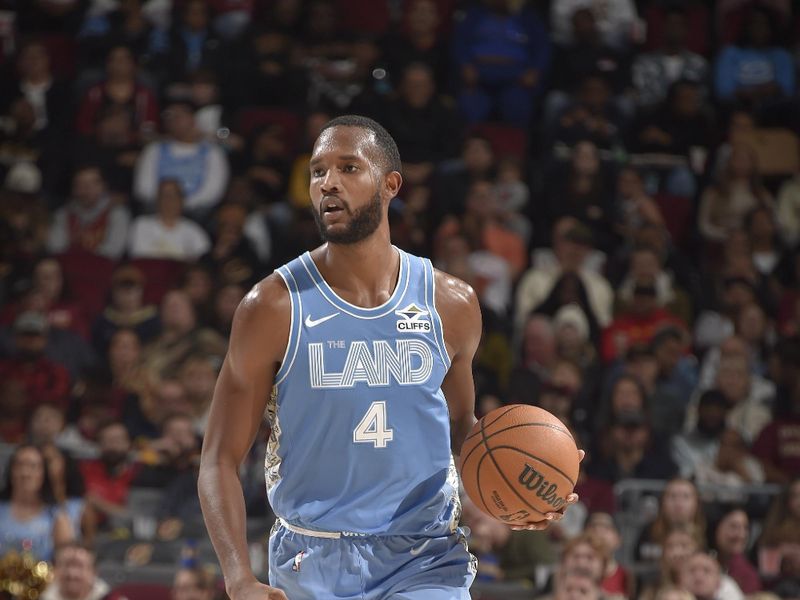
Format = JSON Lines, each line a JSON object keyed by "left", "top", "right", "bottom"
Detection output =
{"left": 128, "top": 258, "right": 187, "bottom": 306}
{"left": 469, "top": 122, "right": 527, "bottom": 160}
{"left": 235, "top": 107, "right": 302, "bottom": 156}
{"left": 336, "top": 0, "right": 390, "bottom": 34}
{"left": 654, "top": 192, "right": 692, "bottom": 247}
{"left": 57, "top": 251, "right": 116, "bottom": 322}
{"left": 109, "top": 582, "right": 172, "bottom": 600}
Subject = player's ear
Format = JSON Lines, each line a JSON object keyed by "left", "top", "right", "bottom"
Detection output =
{"left": 384, "top": 170, "right": 402, "bottom": 200}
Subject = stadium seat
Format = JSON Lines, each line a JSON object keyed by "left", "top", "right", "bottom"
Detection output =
{"left": 128, "top": 258, "right": 186, "bottom": 306}
{"left": 469, "top": 122, "right": 527, "bottom": 160}
{"left": 235, "top": 108, "right": 302, "bottom": 156}
{"left": 57, "top": 251, "right": 116, "bottom": 321}
{"left": 109, "top": 582, "right": 172, "bottom": 600}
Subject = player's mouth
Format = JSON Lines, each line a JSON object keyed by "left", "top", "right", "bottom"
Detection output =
{"left": 321, "top": 196, "right": 347, "bottom": 221}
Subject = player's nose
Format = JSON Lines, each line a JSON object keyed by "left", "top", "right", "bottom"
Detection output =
{"left": 320, "top": 169, "right": 342, "bottom": 193}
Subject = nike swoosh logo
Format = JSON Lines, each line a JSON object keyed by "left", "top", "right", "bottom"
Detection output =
{"left": 305, "top": 312, "right": 340, "bottom": 328}
{"left": 409, "top": 539, "right": 431, "bottom": 556}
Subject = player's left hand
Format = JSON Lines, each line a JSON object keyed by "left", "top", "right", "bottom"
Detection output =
{"left": 509, "top": 449, "right": 585, "bottom": 532}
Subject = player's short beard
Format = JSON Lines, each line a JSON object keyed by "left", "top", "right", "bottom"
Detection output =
{"left": 313, "top": 191, "right": 383, "bottom": 245}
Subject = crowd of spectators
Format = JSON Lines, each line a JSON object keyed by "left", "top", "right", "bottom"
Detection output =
{"left": 1, "top": 0, "right": 800, "bottom": 599}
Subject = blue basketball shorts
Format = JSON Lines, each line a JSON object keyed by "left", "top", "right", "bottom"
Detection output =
{"left": 268, "top": 521, "right": 476, "bottom": 599}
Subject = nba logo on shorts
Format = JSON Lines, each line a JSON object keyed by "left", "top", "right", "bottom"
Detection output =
{"left": 292, "top": 550, "right": 305, "bottom": 572}
{"left": 395, "top": 303, "right": 431, "bottom": 332}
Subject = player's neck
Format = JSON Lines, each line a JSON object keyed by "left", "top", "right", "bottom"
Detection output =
{"left": 316, "top": 231, "right": 400, "bottom": 308}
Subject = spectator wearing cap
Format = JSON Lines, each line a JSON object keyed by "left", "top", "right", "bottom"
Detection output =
{"left": 47, "top": 165, "right": 130, "bottom": 260}
{"left": 515, "top": 217, "right": 613, "bottom": 339}
{"left": 601, "top": 282, "right": 687, "bottom": 363}
{"left": 127, "top": 178, "right": 211, "bottom": 261}
{"left": 42, "top": 543, "right": 110, "bottom": 600}
{"left": 553, "top": 304, "right": 600, "bottom": 379}
{"left": 0, "top": 311, "right": 70, "bottom": 411}
{"left": 91, "top": 264, "right": 159, "bottom": 355}
{"left": 133, "top": 97, "right": 229, "bottom": 221}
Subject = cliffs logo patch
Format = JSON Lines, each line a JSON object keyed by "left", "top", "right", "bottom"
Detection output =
{"left": 395, "top": 303, "right": 432, "bottom": 333}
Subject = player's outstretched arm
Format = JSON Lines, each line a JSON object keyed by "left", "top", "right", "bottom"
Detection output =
{"left": 198, "top": 275, "right": 290, "bottom": 600}
{"left": 434, "top": 270, "right": 482, "bottom": 456}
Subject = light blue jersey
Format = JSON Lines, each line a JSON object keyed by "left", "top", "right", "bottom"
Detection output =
{"left": 267, "top": 247, "right": 460, "bottom": 538}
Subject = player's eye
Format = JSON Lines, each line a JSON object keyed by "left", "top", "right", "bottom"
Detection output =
{"left": 343, "top": 164, "right": 358, "bottom": 173}
{"left": 311, "top": 168, "right": 325, "bottom": 177}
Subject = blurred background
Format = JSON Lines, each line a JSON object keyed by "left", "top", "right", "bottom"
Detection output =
{"left": 0, "top": 0, "right": 800, "bottom": 599}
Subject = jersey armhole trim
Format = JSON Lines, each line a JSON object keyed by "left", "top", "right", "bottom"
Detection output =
{"left": 424, "top": 258, "right": 452, "bottom": 370}
{"left": 274, "top": 267, "right": 303, "bottom": 385}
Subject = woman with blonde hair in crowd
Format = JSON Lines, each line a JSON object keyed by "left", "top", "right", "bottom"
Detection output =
{"left": 637, "top": 478, "right": 707, "bottom": 562}
{"left": 758, "top": 477, "right": 800, "bottom": 580}
{"left": 640, "top": 525, "right": 704, "bottom": 600}
{"left": 654, "top": 586, "right": 696, "bottom": 600}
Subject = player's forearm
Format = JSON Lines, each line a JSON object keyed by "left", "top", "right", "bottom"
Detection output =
{"left": 198, "top": 461, "right": 257, "bottom": 592}
{"left": 451, "top": 413, "right": 477, "bottom": 456}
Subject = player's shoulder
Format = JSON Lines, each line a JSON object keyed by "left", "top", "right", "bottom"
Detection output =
{"left": 235, "top": 271, "right": 290, "bottom": 324}
{"left": 432, "top": 268, "right": 480, "bottom": 320}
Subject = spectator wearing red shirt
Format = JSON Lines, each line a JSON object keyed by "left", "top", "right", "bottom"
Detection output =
{"left": 0, "top": 312, "right": 71, "bottom": 410}
{"left": 76, "top": 45, "right": 158, "bottom": 142}
{"left": 78, "top": 421, "right": 140, "bottom": 527}
{"left": 601, "top": 283, "right": 687, "bottom": 363}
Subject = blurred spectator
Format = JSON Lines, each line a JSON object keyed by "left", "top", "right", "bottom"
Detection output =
{"left": 143, "top": 289, "right": 226, "bottom": 378}
{"left": 78, "top": 420, "right": 140, "bottom": 527}
{"left": 584, "top": 512, "right": 632, "bottom": 598}
{"left": 547, "top": 8, "right": 630, "bottom": 125}
{"left": 209, "top": 282, "right": 244, "bottom": 338}
{"left": 171, "top": 566, "right": 216, "bottom": 600}
{"left": 758, "top": 478, "right": 800, "bottom": 575}
{"left": 127, "top": 179, "right": 211, "bottom": 260}
{"left": 382, "top": 0, "right": 450, "bottom": 87}
{"left": 694, "top": 277, "right": 760, "bottom": 353}
{"left": 76, "top": 0, "right": 156, "bottom": 64}
{"left": 678, "top": 552, "right": 744, "bottom": 600}
{"left": 776, "top": 170, "right": 800, "bottom": 247}
{"left": 134, "top": 98, "right": 229, "bottom": 220}
{"left": 714, "top": 6, "right": 794, "bottom": 106}
{"left": 694, "top": 429, "right": 765, "bottom": 502}
{"left": 540, "top": 569, "right": 603, "bottom": 600}
{"left": 150, "top": 0, "right": 223, "bottom": 84}
{"left": 709, "top": 506, "right": 761, "bottom": 594}
{"left": 652, "top": 588, "right": 694, "bottom": 600}
{"left": 177, "top": 353, "right": 220, "bottom": 434}
{"left": 0, "top": 39, "right": 71, "bottom": 138}
{"left": 75, "top": 44, "right": 158, "bottom": 142}
{"left": 543, "top": 142, "right": 615, "bottom": 250}
{"left": 601, "top": 282, "right": 686, "bottom": 364}
{"left": 0, "top": 311, "right": 71, "bottom": 410}
{"left": 431, "top": 133, "right": 495, "bottom": 226}
{"left": 47, "top": 165, "right": 130, "bottom": 259}
{"left": 552, "top": 73, "right": 626, "bottom": 151}
{"left": 639, "top": 526, "right": 704, "bottom": 600}
{"left": 27, "top": 257, "right": 88, "bottom": 339}
{"left": 752, "top": 364, "right": 800, "bottom": 483}
{"left": 649, "top": 326, "right": 697, "bottom": 415}
{"left": 508, "top": 314, "right": 558, "bottom": 405}
{"left": 548, "top": 533, "right": 626, "bottom": 600}
{"left": 28, "top": 402, "right": 90, "bottom": 481}
{"left": 379, "top": 62, "right": 461, "bottom": 186}
{"left": 237, "top": 124, "right": 291, "bottom": 206}
{"left": 745, "top": 206, "right": 782, "bottom": 277}
{"left": 179, "top": 263, "right": 215, "bottom": 326}
{"left": 550, "top": 0, "right": 639, "bottom": 50}
{"left": 698, "top": 143, "right": 774, "bottom": 244}
{"left": 631, "top": 8, "right": 709, "bottom": 109}
{"left": 672, "top": 390, "right": 730, "bottom": 476}
{"left": 201, "top": 202, "right": 262, "bottom": 286}
{"left": 124, "top": 376, "right": 191, "bottom": 442}
{"left": 589, "top": 408, "right": 678, "bottom": 484}
{"left": 106, "top": 327, "right": 149, "bottom": 411}
{"left": 73, "top": 104, "right": 142, "bottom": 197}
{"left": 0, "top": 444, "right": 73, "bottom": 561}
{"left": 91, "top": 264, "right": 159, "bottom": 354}
{"left": 42, "top": 542, "right": 109, "bottom": 600}
{"left": 636, "top": 478, "right": 706, "bottom": 563}
{"left": 613, "top": 168, "right": 665, "bottom": 247}
{"left": 453, "top": 0, "right": 550, "bottom": 127}
{"left": 516, "top": 218, "right": 613, "bottom": 336}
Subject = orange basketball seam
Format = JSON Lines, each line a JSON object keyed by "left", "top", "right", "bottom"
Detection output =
{"left": 479, "top": 421, "right": 575, "bottom": 443}
{"left": 462, "top": 405, "right": 521, "bottom": 444}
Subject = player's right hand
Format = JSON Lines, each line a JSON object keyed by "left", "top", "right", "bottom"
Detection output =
{"left": 230, "top": 580, "right": 288, "bottom": 600}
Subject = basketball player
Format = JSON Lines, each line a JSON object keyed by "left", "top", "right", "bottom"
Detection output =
{"left": 198, "top": 115, "right": 581, "bottom": 600}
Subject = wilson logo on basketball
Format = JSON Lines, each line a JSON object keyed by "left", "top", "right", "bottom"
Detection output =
{"left": 518, "top": 463, "right": 567, "bottom": 510}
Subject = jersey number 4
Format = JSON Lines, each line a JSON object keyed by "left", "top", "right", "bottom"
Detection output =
{"left": 353, "top": 401, "right": 394, "bottom": 448}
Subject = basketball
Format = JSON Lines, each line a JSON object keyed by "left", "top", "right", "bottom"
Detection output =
{"left": 459, "top": 405, "right": 580, "bottom": 525}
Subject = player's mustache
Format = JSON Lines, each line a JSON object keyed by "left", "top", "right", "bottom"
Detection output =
{"left": 320, "top": 195, "right": 351, "bottom": 215}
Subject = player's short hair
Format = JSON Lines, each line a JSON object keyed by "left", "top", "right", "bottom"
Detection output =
{"left": 320, "top": 115, "right": 402, "bottom": 175}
